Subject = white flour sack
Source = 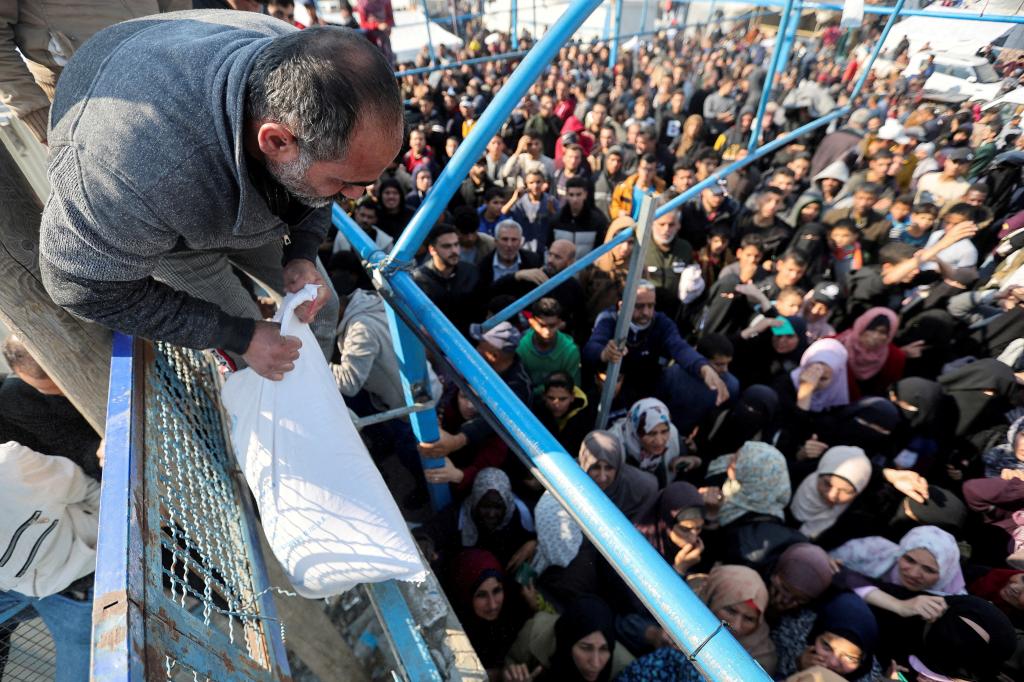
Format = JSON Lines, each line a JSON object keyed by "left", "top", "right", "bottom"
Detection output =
{"left": 222, "top": 285, "right": 426, "bottom": 597}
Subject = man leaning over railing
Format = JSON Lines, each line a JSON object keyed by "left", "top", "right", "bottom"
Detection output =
{"left": 37, "top": 11, "right": 405, "bottom": 381}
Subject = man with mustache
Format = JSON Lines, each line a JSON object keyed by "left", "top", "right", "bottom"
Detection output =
{"left": 39, "top": 11, "right": 403, "bottom": 381}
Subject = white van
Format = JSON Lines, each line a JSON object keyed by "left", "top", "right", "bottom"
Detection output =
{"left": 903, "top": 52, "right": 1010, "bottom": 102}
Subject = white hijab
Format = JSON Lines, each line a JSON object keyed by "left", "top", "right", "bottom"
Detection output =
{"left": 790, "top": 446, "right": 872, "bottom": 539}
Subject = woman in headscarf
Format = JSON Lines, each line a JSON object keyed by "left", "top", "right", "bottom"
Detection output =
{"left": 962, "top": 475, "right": 1024, "bottom": 569}
{"left": 782, "top": 338, "right": 850, "bottom": 414}
{"left": 503, "top": 594, "right": 633, "bottom": 682}
{"left": 767, "top": 543, "right": 835, "bottom": 616}
{"left": 697, "top": 273, "right": 758, "bottom": 339}
{"left": 577, "top": 430, "right": 658, "bottom": 523}
{"left": 697, "top": 384, "right": 781, "bottom": 460}
{"left": 527, "top": 492, "right": 603, "bottom": 611}
{"left": 788, "top": 446, "right": 872, "bottom": 540}
{"left": 697, "top": 565, "right": 778, "bottom": 673}
{"left": 968, "top": 568, "right": 1024, "bottom": 625}
{"left": 609, "top": 399, "right": 683, "bottom": 487}
{"left": 786, "top": 194, "right": 825, "bottom": 230}
{"left": 773, "top": 592, "right": 880, "bottom": 681}
{"left": 730, "top": 316, "right": 809, "bottom": 388}
{"left": 822, "top": 397, "right": 904, "bottom": 463}
{"left": 653, "top": 482, "right": 706, "bottom": 577}
{"left": 835, "top": 307, "right": 908, "bottom": 399}
{"left": 449, "top": 549, "right": 530, "bottom": 674}
{"left": 938, "top": 358, "right": 1017, "bottom": 439}
{"left": 887, "top": 377, "right": 948, "bottom": 474}
{"left": 416, "top": 467, "right": 536, "bottom": 570}
{"left": 788, "top": 220, "right": 830, "bottom": 279}
{"left": 981, "top": 414, "right": 1024, "bottom": 478}
{"left": 831, "top": 525, "right": 965, "bottom": 622}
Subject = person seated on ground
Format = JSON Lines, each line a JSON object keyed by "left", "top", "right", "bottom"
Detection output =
{"left": 0, "top": 336, "right": 101, "bottom": 480}
{"left": 419, "top": 468, "right": 536, "bottom": 573}
{"left": 448, "top": 548, "right": 532, "bottom": 677}
{"left": 583, "top": 280, "right": 728, "bottom": 408}
{"left": 577, "top": 430, "right": 657, "bottom": 524}
{"left": 650, "top": 482, "right": 707, "bottom": 579}
{"left": 516, "top": 298, "right": 581, "bottom": 395}
{"left": 502, "top": 594, "right": 630, "bottom": 682}
{"left": 787, "top": 446, "right": 873, "bottom": 542}
{"left": 532, "top": 372, "right": 592, "bottom": 457}
{"left": 754, "top": 250, "right": 809, "bottom": 303}
{"left": 694, "top": 384, "right": 781, "bottom": 463}
{"left": 609, "top": 398, "right": 692, "bottom": 487}
{"left": 831, "top": 525, "right": 965, "bottom": 624}
{"left": 772, "top": 592, "right": 880, "bottom": 681}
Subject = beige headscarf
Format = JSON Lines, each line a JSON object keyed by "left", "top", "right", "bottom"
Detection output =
{"left": 698, "top": 564, "right": 777, "bottom": 674}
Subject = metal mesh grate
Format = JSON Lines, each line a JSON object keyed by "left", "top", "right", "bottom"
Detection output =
{"left": 144, "top": 343, "right": 273, "bottom": 674}
{"left": 0, "top": 616, "right": 55, "bottom": 681}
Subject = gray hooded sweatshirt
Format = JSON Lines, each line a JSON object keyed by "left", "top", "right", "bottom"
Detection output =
{"left": 39, "top": 11, "right": 328, "bottom": 354}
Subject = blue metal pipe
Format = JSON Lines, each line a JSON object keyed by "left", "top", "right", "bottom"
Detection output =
{"left": 609, "top": 0, "right": 625, "bottom": 68}
{"left": 337, "top": 251, "right": 772, "bottom": 680}
{"left": 602, "top": 0, "right": 611, "bottom": 40}
{"left": 481, "top": 225, "right": 636, "bottom": 332}
{"left": 395, "top": 50, "right": 528, "bottom": 78}
{"left": 748, "top": 0, "right": 796, "bottom": 152}
{"left": 388, "top": 0, "right": 606, "bottom": 266}
{"left": 775, "top": 0, "right": 801, "bottom": 77}
{"left": 420, "top": 0, "right": 438, "bottom": 64}
{"left": 512, "top": 0, "right": 519, "bottom": 48}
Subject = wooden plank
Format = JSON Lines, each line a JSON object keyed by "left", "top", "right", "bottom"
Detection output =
{"left": 0, "top": 140, "right": 111, "bottom": 432}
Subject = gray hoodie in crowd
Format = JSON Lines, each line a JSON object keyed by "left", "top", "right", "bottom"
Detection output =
{"left": 38, "top": 11, "right": 328, "bottom": 354}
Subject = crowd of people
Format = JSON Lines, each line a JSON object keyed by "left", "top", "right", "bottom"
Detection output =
{"left": 319, "top": 7, "right": 1024, "bottom": 682}
{"left": 4, "top": 1, "right": 1024, "bottom": 681}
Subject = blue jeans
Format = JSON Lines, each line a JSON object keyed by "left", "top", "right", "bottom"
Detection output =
{"left": 0, "top": 587, "right": 92, "bottom": 682}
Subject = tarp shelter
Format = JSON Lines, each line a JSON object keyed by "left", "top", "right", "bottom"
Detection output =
{"left": 880, "top": 11, "right": 1018, "bottom": 57}
{"left": 320, "top": 7, "right": 464, "bottom": 63}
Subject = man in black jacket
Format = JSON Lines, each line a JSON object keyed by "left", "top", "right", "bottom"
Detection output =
{"left": 477, "top": 219, "right": 543, "bottom": 293}
{"left": 412, "top": 224, "right": 481, "bottom": 334}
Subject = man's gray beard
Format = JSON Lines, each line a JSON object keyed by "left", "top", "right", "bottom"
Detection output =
{"left": 265, "top": 153, "right": 339, "bottom": 209}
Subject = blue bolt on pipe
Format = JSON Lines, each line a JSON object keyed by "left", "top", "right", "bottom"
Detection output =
{"left": 748, "top": 0, "right": 796, "bottom": 152}
{"left": 388, "top": 0, "right": 607, "bottom": 266}
{"left": 395, "top": 50, "right": 529, "bottom": 78}
{"left": 481, "top": 225, "right": 636, "bottom": 332}
{"left": 333, "top": 246, "right": 774, "bottom": 681}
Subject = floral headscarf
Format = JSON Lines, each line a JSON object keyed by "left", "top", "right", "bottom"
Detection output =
{"left": 530, "top": 492, "right": 583, "bottom": 575}
{"left": 610, "top": 397, "right": 681, "bottom": 474}
{"left": 459, "top": 468, "right": 534, "bottom": 546}
{"left": 710, "top": 441, "right": 792, "bottom": 527}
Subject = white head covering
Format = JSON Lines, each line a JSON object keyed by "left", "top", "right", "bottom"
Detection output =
{"left": 790, "top": 446, "right": 872, "bottom": 539}
{"left": 530, "top": 492, "right": 583, "bottom": 575}
{"left": 830, "top": 525, "right": 966, "bottom": 595}
{"left": 790, "top": 339, "right": 850, "bottom": 412}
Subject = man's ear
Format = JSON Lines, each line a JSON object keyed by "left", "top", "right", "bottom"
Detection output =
{"left": 256, "top": 121, "right": 300, "bottom": 163}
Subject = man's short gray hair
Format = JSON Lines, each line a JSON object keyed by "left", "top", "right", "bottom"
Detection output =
{"left": 636, "top": 279, "right": 657, "bottom": 295}
{"left": 495, "top": 219, "right": 524, "bottom": 238}
{"left": 246, "top": 27, "right": 403, "bottom": 162}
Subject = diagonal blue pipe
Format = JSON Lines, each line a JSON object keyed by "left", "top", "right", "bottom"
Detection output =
{"left": 387, "top": 0, "right": 607, "bottom": 267}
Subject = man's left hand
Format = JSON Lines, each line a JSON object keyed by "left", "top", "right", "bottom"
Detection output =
{"left": 282, "top": 259, "right": 329, "bottom": 323}
{"left": 700, "top": 364, "right": 729, "bottom": 406}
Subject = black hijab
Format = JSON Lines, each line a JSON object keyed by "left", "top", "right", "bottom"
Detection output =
{"left": 655, "top": 482, "right": 705, "bottom": 561}
{"left": 702, "top": 384, "right": 781, "bottom": 456}
{"left": 827, "top": 397, "right": 903, "bottom": 458}
{"left": 892, "top": 377, "right": 945, "bottom": 431}
{"left": 938, "top": 359, "right": 1017, "bottom": 437}
{"left": 699, "top": 274, "right": 753, "bottom": 338}
{"left": 915, "top": 596, "right": 1017, "bottom": 682}
{"left": 970, "top": 307, "right": 1024, "bottom": 360}
{"left": 789, "top": 221, "right": 829, "bottom": 277}
{"left": 540, "top": 595, "right": 617, "bottom": 682}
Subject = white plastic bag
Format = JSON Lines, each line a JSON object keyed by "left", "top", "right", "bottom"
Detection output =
{"left": 222, "top": 285, "right": 426, "bottom": 597}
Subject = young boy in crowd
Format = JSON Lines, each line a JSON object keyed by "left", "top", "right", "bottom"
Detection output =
{"left": 889, "top": 202, "right": 938, "bottom": 248}
{"left": 516, "top": 297, "right": 582, "bottom": 394}
{"left": 695, "top": 225, "right": 735, "bottom": 288}
{"left": 773, "top": 286, "right": 806, "bottom": 318}
{"left": 887, "top": 193, "right": 914, "bottom": 234}
{"left": 506, "top": 170, "right": 559, "bottom": 252}
{"left": 478, "top": 187, "right": 509, "bottom": 236}
{"left": 828, "top": 219, "right": 864, "bottom": 289}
